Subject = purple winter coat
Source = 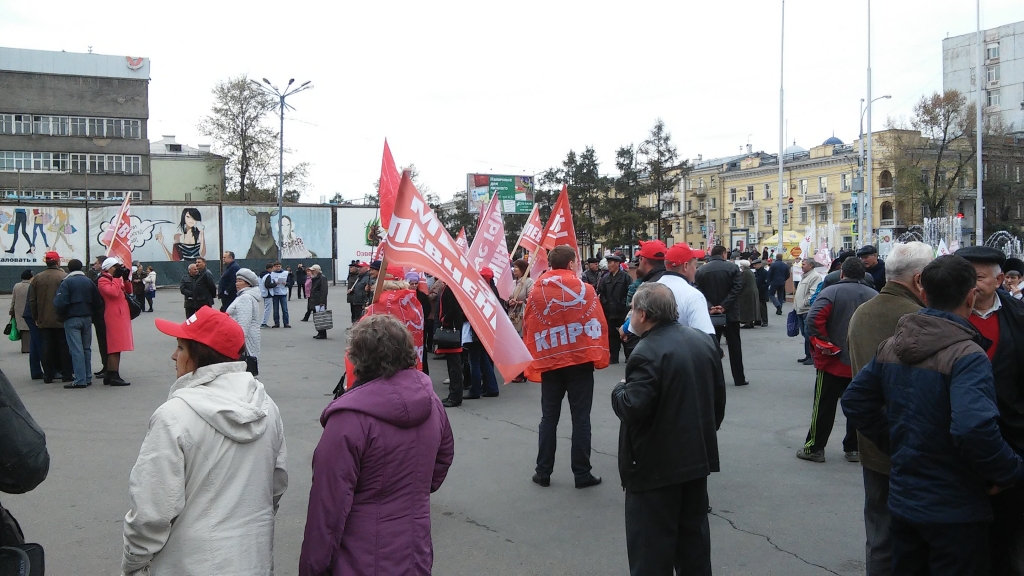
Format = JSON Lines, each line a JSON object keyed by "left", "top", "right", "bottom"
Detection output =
{"left": 299, "top": 369, "right": 454, "bottom": 575}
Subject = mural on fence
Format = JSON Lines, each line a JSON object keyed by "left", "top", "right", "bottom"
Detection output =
{"left": 90, "top": 205, "right": 220, "bottom": 263}
{"left": 335, "top": 207, "right": 381, "bottom": 279}
{"left": 222, "top": 206, "right": 333, "bottom": 262}
{"left": 0, "top": 206, "right": 88, "bottom": 266}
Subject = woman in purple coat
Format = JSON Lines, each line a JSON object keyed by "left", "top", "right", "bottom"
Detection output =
{"left": 299, "top": 314, "right": 454, "bottom": 575}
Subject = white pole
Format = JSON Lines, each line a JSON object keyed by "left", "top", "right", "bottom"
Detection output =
{"left": 865, "top": 0, "right": 874, "bottom": 247}
{"left": 777, "top": 0, "right": 785, "bottom": 255}
{"left": 976, "top": 0, "right": 984, "bottom": 245}
{"left": 857, "top": 99, "right": 864, "bottom": 248}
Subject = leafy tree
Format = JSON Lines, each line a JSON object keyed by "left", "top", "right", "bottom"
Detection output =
{"left": 639, "top": 118, "right": 685, "bottom": 241}
{"left": 597, "top": 145, "right": 659, "bottom": 258}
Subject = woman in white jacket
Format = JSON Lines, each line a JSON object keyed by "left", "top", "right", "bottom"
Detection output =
{"left": 225, "top": 267, "right": 263, "bottom": 374}
{"left": 122, "top": 307, "right": 287, "bottom": 576}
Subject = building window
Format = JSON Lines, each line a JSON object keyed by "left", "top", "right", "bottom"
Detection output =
{"left": 88, "top": 118, "right": 104, "bottom": 137}
{"left": 13, "top": 115, "right": 31, "bottom": 135}
{"left": 1017, "top": 165, "right": 1021, "bottom": 183}
{"left": 987, "top": 43, "right": 1000, "bottom": 60}
{"left": 32, "top": 116, "right": 50, "bottom": 135}
{"left": 687, "top": 200, "right": 692, "bottom": 211}
{"left": 818, "top": 176, "right": 828, "bottom": 194}
{"left": 123, "top": 119, "right": 141, "bottom": 139}
{"left": 842, "top": 203, "right": 852, "bottom": 220}
{"left": 107, "top": 155, "right": 123, "bottom": 174}
{"left": 687, "top": 221, "right": 693, "bottom": 233}
{"left": 698, "top": 177, "right": 705, "bottom": 189}
{"left": 841, "top": 173, "right": 850, "bottom": 191}
{"left": 125, "top": 156, "right": 141, "bottom": 174}
{"left": 818, "top": 205, "right": 828, "bottom": 223}
{"left": 70, "top": 154, "right": 87, "bottom": 173}
{"left": 800, "top": 206, "right": 807, "bottom": 224}
{"left": 699, "top": 201, "right": 705, "bottom": 210}
{"left": 765, "top": 210, "right": 772, "bottom": 226}
{"left": 730, "top": 188, "right": 736, "bottom": 202}
{"left": 675, "top": 222, "right": 681, "bottom": 234}
{"left": 710, "top": 176, "right": 716, "bottom": 188}
{"left": 746, "top": 185, "right": 754, "bottom": 200}
{"left": 746, "top": 212, "right": 755, "bottom": 226}
{"left": 988, "top": 90, "right": 1001, "bottom": 108}
{"left": 782, "top": 210, "right": 789, "bottom": 225}
{"left": 730, "top": 213, "right": 737, "bottom": 227}
{"left": 709, "top": 197, "right": 716, "bottom": 209}
{"left": 52, "top": 153, "right": 68, "bottom": 172}
{"left": 684, "top": 179, "right": 692, "bottom": 191}
{"left": 843, "top": 236, "right": 853, "bottom": 250}
{"left": 987, "top": 65, "right": 1000, "bottom": 84}
{"left": 799, "top": 179, "right": 808, "bottom": 195}
{"left": 764, "top": 183, "right": 772, "bottom": 199}
{"left": 0, "top": 114, "right": 11, "bottom": 134}
{"left": 70, "top": 117, "right": 87, "bottom": 136}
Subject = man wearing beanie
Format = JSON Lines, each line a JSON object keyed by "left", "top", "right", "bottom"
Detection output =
{"left": 30, "top": 251, "right": 72, "bottom": 383}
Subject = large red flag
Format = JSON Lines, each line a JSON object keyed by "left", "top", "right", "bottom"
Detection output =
{"left": 468, "top": 194, "right": 514, "bottom": 300}
{"left": 455, "top": 227, "right": 468, "bottom": 255}
{"left": 540, "top": 184, "right": 578, "bottom": 254}
{"left": 530, "top": 247, "right": 548, "bottom": 281}
{"left": 517, "top": 204, "right": 544, "bottom": 255}
{"left": 103, "top": 197, "right": 132, "bottom": 266}
{"left": 385, "top": 172, "right": 533, "bottom": 382}
{"left": 378, "top": 139, "right": 400, "bottom": 230}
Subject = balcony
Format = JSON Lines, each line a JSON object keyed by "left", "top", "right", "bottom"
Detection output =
{"left": 692, "top": 186, "right": 707, "bottom": 197}
{"left": 733, "top": 199, "right": 757, "bottom": 211}
{"left": 696, "top": 209, "right": 707, "bottom": 218}
{"left": 877, "top": 187, "right": 894, "bottom": 197}
{"left": 804, "top": 192, "right": 833, "bottom": 205}
{"left": 879, "top": 219, "right": 895, "bottom": 227}
{"left": 957, "top": 188, "right": 977, "bottom": 200}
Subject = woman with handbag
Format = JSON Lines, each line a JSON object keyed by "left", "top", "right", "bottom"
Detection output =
{"left": 143, "top": 266, "right": 157, "bottom": 312}
{"left": 225, "top": 268, "right": 263, "bottom": 376}
{"left": 98, "top": 258, "right": 133, "bottom": 386}
{"left": 9, "top": 270, "right": 32, "bottom": 355}
{"left": 437, "top": 284, "right": 467, "bottom": 408}
{"left": 309, "top": 265, "right": 329, "bottom": 340}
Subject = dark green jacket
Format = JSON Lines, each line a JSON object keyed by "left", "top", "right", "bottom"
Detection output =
{"left": 847, "top": 281, "right": 926, "bottom": 474}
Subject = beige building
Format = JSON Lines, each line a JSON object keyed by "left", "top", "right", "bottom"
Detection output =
{"left": 149, "top": 135, "right": 226, "bottom": 202}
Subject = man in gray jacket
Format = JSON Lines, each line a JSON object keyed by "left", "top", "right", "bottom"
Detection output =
{"left": 53, "top": 259, "right": 102, "bottom": 389}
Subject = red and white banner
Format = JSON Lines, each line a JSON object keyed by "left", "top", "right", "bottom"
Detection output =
{"left": 468, "top": 194, "right": 513, "bottom": 300}
{"left": 530, "top": 247, "right": 548, "bottom": 281}
{"left": 517, "top": 204, "right": 544, "bottom": 256}
{"left": 455, "top": 227, "right": 469, "bottom": 255}
{"left": 540, "top": 184, "right": 578, "bottom": 254}
{"left": 385, "top": 172, "right": 533, "bottom": 382}
{"left": 378, "top": 140, "right": 401, "bottom": 230}
{"left": 102, "top": 197, "right": 133, "bottom": 266}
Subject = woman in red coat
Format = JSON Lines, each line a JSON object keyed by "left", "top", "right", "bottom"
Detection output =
{"left": 99, "top": 257, "right": 134, "bottom": 386}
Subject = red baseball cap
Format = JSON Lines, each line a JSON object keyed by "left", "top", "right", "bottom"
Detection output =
{"left": 44, "top": 251, "right": 60, "bottom": 262}
{"left": 636, "top": 240, "right": 668, "bottom": 260}
{"left": 358, "top": 261, "right": 370, "bottom": 268}
{"left": 479, "top": 267, "right": 494, "bottom": 282}
{"left": 155, "top": 306, "right": 245, "bottom": 360}
{"left": 385, "top": 265, "right": 405, "bottom": 280}
{"left": 665, "top": 244, "right": 698, "bottom": 267}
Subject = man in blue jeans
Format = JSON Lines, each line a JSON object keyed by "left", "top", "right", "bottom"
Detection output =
{"left": 767, "top": 256, "right": 791, "bottom": 315}
{"left": 269, "top": 261, "right": 290, "bottom": 328}
{"left": 52, "top": 259, "right": 102, "bottom": 389}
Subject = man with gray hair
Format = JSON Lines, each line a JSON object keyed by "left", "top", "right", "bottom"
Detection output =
{"left": 846, "top": 241, "right": 933, "bottom": 576}
{"left": 612, "top": 282, "right": 725, "bottom": 575}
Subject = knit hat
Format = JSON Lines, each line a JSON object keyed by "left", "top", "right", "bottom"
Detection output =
{"left": 236, "top": 268, "right": 259, "bottom": 287}
{"left": 101, "top": 257, "right": 120, "bottom": 271}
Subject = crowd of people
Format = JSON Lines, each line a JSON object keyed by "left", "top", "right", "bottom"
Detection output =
{"left": 9, "top": 235, "right": 1024, "bottom": 575}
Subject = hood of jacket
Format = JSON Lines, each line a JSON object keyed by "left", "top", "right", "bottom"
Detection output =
{"left": 65, "top": 270, "right": 85, "bottom": 278}
{"left": 168, "top": 361, "right": 270, "bottom": 443}
{"left": 892, "top": 309, "right": 982, "bottom": 365}
{"left": 321, "top": 368, "right": 435, "bottom": 429}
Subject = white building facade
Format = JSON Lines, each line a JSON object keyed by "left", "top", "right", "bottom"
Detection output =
{"left": 943, "top": 20, "right": 1024, "bottom": 134}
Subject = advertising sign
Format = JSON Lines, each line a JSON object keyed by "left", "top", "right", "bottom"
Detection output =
{"left": 222, "top": 206, "right": 333, "bottom": 262}
{"left": 466, "top": 173, "right": 535, "bottom": 214}
{"left": 90, "top": 205, "right": 220, "bottom": 264}
{"left": 0, "top": 206, "right": 88, "bottom": 266}
{"left": 335, "top": 207, "right": 382, "bottom": 280}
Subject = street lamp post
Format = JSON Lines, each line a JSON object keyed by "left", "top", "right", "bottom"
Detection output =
{"left": 858, "top": 94, "right": 890, "bottom": 247}
{"left": 250, "top": 77, "right": 313, "bottom": 244}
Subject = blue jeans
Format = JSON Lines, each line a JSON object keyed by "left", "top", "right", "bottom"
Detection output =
{"left": 467, "top": 342, "right": 499, "bottom": 396}
{"left": 537, "top": 363, "right": 595, "bottom": 479}
{"left": 769, "top": 285, "right": 786, "bottom": 310}
{"left": 798, "top": 312, "right": 811, "bottom": 359}
{"left": 25, "top": 319, "right": 43, "bottom": 379}
{"left": 272, "top": 295, "right": 289, "bottom": 326}
{"left": 64, "top": 316, "right": 92, "bottom": 385}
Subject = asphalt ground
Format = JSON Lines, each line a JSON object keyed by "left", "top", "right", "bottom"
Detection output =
{"left": 0, "top": 291, "right": 866, "bottom": 575}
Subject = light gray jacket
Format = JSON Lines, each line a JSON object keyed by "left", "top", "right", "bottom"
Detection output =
{"left": 226, "top": 286, "right": 262, "bottom": 358}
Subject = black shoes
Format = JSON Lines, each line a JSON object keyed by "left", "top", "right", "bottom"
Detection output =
{"left": 462, "top": 393, "right": 481, "bottom": 400}
{"left": 761, "top": 322, "right": 769, "bottom": 327}
{"left": 482, "top": 391, "right": 499, "bottom": 398}
{"left": 776, "top": 307, "right": 783, "bottom": 315}
{"left": 63, "top": 382, "right": 89, "bottom": 389}
{"left": 736, "top": 381, "right": 750, "bottom": 387}
{"left": 801, "top": 358, "right": 815, "bottom": 365}
{"left": 797, "top": 357, "right": 811, "bottom": 363}
{"left": 532, "top": 473, "right": 550, "bottom": 487}
{"left": 441, "top": 398, "right": 462, "bottom": 408}
{"left": 313, "top": 333, "right": 327, "bottom": 340}
{"left": 575, "top": 475, "right": 602, "bottom": 489}
{"left": 104, "top": 371, "right": 131, "bottom": 386}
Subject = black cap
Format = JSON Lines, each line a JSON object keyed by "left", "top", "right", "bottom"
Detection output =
{"left": 1005, "top": 257, "right": 1024, "bottom": 275}
{"left": 605, "top": 254, "right": 623, "bottom": 262}
{"left": 954, "top": 246, "right": 1006, "bottom": 267}
{"left": 586, "top": 257, "right": 600, "bottom": 264}
{"left": 856, "top": 245, "right": 878, "bottom": 257}
{"left": 349, "top": 259, "right": 360, "bottom": 267}
{"left": 370, "top": 260, "right": 383, "bottom": 270}
{"left": 751, "top": 258, "right": 762, "bottom": 265}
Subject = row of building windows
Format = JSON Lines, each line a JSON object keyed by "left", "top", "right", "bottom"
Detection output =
{"left": 1, "top": 189, "right": 142, "bottom": 200}
{"left": 0, "top": 114, "right": 142, "bottom": 139}
{"left": 0, "top": 152, "right": 142, "bottom": 174}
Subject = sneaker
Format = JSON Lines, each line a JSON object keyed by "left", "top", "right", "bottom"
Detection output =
{"left": 261, "top": 324, "right": 269, "bottom": 328}
{"left": 845, "top": 451, "right": 860, "bottom": 463}
{"left": 443, "top": 378, "right": 451, "bottom": 384}
{"left": 796, "top": 449, "right": 825, "bottom": 463}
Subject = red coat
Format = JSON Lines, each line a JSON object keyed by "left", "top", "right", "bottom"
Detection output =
{"left": 99, "top": 273, "right": 134, "bottom": 353}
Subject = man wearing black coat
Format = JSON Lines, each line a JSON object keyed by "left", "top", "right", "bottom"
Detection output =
{"left": 218, "top": 251, "right": 240, "bottom": 312}
{"left": 752, "top": 259, "right": 769, "bottom": 326}
{"left": 857, "top": 245, "right": 887, "bottom": 290}
{"left": 597, "top": 254, "right": 630, "bottom": 364}
{"left": 695, "top": 245, "right": 749, "bottom": 386}
{"left": 612, "top": 283, "right": 725, "bottom": 575}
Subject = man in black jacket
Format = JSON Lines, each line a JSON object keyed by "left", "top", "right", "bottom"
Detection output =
{"left": 180, "top": 264, "right": 214, "bottom": 318}
{"left": 295, "top": 263, "right": 308, "bottom": 299}
{"left": 695, "top": 245, "right": 749, "bottom": 386}
{"left": 219, "top": 251, "right": 240, "bottom": 311}
{"left": 597, "top": 254, "right": 630, "bottom": 364}
{"left": 612, "top": 283, "right": 725, "bottom": 575}
{"left": 752, "top": 259, "right": 769, "bottom": 326}
{"left": 87, "top": 256, "right": 108, "bottom": 378}
{"left": 582, "top": 257, "right": 602, "bottom": 287}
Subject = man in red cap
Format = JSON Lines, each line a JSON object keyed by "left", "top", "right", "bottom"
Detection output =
{"left": 659, "top": 244, "right": 715, "bottom": 336}
{"left": 695, "top": 245, "right": 749, "bottom": 387}
{"left": 621, "top": 240, "right": 670, "bottom": 358}
{"left": 30, "top": 251, "right": 73, "bottom": 383}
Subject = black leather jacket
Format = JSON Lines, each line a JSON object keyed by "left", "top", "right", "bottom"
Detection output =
{"left": 597, "top": 270, "right": 630, "bottom": 320}
{"left": 695, "top": 257, "right": 744, "bottom": 322}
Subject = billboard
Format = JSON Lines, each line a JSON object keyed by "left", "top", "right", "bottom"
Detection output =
{"left": 90, "top": 205, "right": 221, "bottom": 264}
{"left": 222, "top": 205, "right": 333, "bottom": 262}
{"left": 466, "top": 173, "right": 534, "bottom": 214}
{"left": 335, "top": 207, "right": 382, "bottom": 280}
{"left": 0, "top": 206, "right": 88, "bottom": 266}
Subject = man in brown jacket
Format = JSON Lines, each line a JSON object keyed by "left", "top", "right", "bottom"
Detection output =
{"left": 846, "top": 241, "right": 933, "bottom": 576}
{"left": 29, "top": 251, "right": 72, "bottom": 383}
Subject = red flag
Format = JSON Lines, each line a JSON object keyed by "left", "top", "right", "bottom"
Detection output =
{"left": 540, "top": 184, "right": 578, "bottom": 253}
{"left": 378, "top": 139, "right": 400, "bottom": 230}
{"left": 530, "top": 247, "right": 548, "bottom": 281}
{"left": 468, "top": 194, "right": 514, "bottom": 300}
{"left": 454, "top": 227, "right": 468, "bottom": 255}
{"left": 346, "top": 287, "right": 425, "bottom": 386}
{"left": 518, "top": 204, "right": 544, "bottom": 255}
{"left": 103, "top": 197, "right": 132, "bottom": 266}
{"left": 385, "top": 172, "right": 533, "bottom": 382}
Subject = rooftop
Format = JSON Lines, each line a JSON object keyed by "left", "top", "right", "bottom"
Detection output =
{"left": 0, "top": 46, "right": 150, "bottom": 81}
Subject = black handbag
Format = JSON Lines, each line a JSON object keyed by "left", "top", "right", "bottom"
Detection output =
{"left": 710, "top": 313, "right": 727, "bottom": 327}
{"left": 125, "top": 293, "right": 142, "bottom": 320}
{"left": 433, "top": 326, "right": 462, "bottom": 349}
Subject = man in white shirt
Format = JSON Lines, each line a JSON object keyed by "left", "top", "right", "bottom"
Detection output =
{"left": 657, "top": 244, "right": 715, "bottom": 336}
{"left": 269, "top": 261, "right": 290, "bottom": 328}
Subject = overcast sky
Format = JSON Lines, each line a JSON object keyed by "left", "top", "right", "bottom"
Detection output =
{"left": 3, "top": 0, "right": 1023, "bottom": 203}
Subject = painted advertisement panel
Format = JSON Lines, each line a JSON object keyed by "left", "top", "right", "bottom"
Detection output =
{"left": 222, "top": 205, "right": 333, "bottom": 262}
{"left": 336, "top": 207, "right": 381, "bottom": 280}
{"left": 89, "top": 205, "right": 220, "bottom": 263}
{"left": 466, "top": 173, "right": 535, "bottom": 214}
{"left": 0, "top": 205, "right": 88, "bottom": 266}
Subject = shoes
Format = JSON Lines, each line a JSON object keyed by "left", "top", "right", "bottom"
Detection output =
{"left": 735, "top": 381, "right": 750, "bottom": 387}
{"left": 443, "top": 378, "right": 451, "bottom": 384}
{"left": 532, "top": 473, "right": 550, "bottom": 487}
{"left": 261, "top": 324, "right": 269, "bottom": 328}
{"left": 797, "top": 357, "right": 811, "bottom": 363}
{"left": 609, "top": 359, "right": 620, "bottom": 364}
{"left": 284, "top": 324, "right": 291, "bottom": 328}
{"left": 43, "top": 377, "right": 54, "bottom": 384}
{"left": 31, "top": 375, "right": 43, "bottom": 381}
{"left": 441, "top": 398, "right": 462, "bottom": 408}
{"left": 761, "top": 322, "right": 769, "bottom": 327}
{"left": 845, "top": 451, "right": 860, "bottom": 463}
{"left": 512, "top": 375, "right": 527, "bottom": 383}
{"left": 300, "top": 318, "right": 309, "bottom": 322}
{"left": 94, "top": 369, "right": 106, "bottom": 377}
{"left": 313, "top": 334, "right": 327, "bottom": 340}
{"left": 462, "top": 393, "right": 481, "bottom": 400}
{"left": 801, "top": 358, "right": 816, "bottom": 366}
{"left": 482, "top": 391, "right": 499, "bottom": 398}
{"left": 796, "top": 449, "right": 825, "bottom": 463}
{"left": 741, "top": 323, "right": 754, "bottom": 329}
{"left": 63, "top": 383, "right": 88, "bottom": 389}
{"left": 776, "top": 308, "right": 783, "bottom": 315}
{"left": 575, "top": 475, "right": 602, "bottom": 489}
{"left": 271, "top": 325, "right": 280, "bottom": 328}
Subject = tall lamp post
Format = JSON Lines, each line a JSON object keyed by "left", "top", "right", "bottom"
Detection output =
{"left": 858, "top": 94, "right": 890, "bottom": 247}
{"left": 776, "top": 0, "right": 786, "bottom": 256}
{"left": 250, "top": 77, "right": 313, "bottom": 243}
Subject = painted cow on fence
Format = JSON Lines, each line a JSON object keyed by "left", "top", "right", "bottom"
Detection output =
{"left": 246, "top": 208, "right": 280, "bottom": 260}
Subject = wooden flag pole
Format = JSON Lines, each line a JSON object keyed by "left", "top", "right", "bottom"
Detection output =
{"left": 371, "top": 253, "right": 388, "bottom": 304}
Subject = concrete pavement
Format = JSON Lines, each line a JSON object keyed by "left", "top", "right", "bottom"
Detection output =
{"left": 0, "top": 291, "right": 867, "bottom": 575}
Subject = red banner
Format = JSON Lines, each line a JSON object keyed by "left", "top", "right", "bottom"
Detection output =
{"left": 530, "top": 247, "right": 548, "bottom": 281}
{"left": 468, "top": 194, "right": 513, "bottom": 300}
{"left": 518, "top": 204, "right": 544, "bottom": 255}
{"left": 540, "top": 184, "right": 578, "bottom": 254}
{"left": 103, "top": 197, "right": 132, "bottom": 266}
{"left": 385, "top": 172, "right": 533, "bottom": 382}
{"left": 378, "top": 140, "right": 400, "bottom": 230}
{"left": 455, "top": 227, "right": 468, "bottom": 255}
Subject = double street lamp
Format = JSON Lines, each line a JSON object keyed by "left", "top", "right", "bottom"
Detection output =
{"left": 857, "top": 94, "right": 890, "bottom": 247}
{"left": 250, "top": 77, "right": 313, "bottom": 244}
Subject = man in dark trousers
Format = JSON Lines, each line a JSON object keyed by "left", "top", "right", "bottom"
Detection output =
{"left": 620, "top": 240, "right": 669, "bottom": 359}
{"left": 53, "top": 259, "right": 103, "bottom": 389}
{"left": 597, "top": 254, "right": 630, "bottom": 364}
{"left": 295, "top": 262, "right": 308, "bottom": 299}
{"left": 219, "top": 251, "right": 240, "bottom": 311}
{"left": 767, "top": 256, "right": 791, "bottom": 315}
{"left": 956, "top": 245, "right": 1024, "bottom": 574}
{"left": 858, "top": 245, "right": 887, "bottom": 290}
{"left": 87, "top": 255, "right": 109, "bottom": 378}
{"left": 695, "top": 245, "right": 749, "bottom": 387}
{"left": 752, "top": 258, "right": 769, "bottom": 326}
{"left": 29, "top": 251, "right": 72, "bottom": 383}
{"left": 347, "top": 262, "right": 371, "bottom": 324}
{"left": 612, "top": 282, "right": 725, "bottom": 575}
